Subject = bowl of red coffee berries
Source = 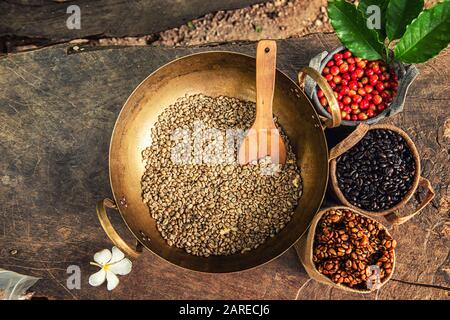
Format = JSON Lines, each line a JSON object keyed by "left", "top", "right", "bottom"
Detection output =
{"left": 312, "top": 46, "right": 399, "bottom": 125}
{"left": 314, "top": 0, "right": 450, "bottom": 126}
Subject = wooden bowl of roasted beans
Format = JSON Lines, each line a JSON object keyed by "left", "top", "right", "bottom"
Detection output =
{"left": 329, "top": 124, "right": 435, "bottom": 225}
{"left": 296, "top": 206, "right": 396, "bottom": 293}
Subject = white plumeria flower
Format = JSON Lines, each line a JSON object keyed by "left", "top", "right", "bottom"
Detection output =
{"left": 88, "top": 246, "right": 132, "bottom": 291}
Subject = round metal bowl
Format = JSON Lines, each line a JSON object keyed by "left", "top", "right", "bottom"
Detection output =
{"left": 97, "top": 51, "right": 332, "bottom": 273}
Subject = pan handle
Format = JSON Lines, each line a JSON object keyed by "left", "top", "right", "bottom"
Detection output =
{"left": 298, "top": 66, "right": 341, "bottom": 128}
{"left": 96, "top": 198, "right": 143, "bottom": 258}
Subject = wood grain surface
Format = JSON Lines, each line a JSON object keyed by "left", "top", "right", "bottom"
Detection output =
{"left": 0, "top": 33, "right": 448, "bottom": 299}
{"left": 0, "top": 0, "right": 264, "bottom": 44}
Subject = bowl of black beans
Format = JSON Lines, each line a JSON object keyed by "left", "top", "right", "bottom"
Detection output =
{"left": 329, "top": 124, "right": 435, "bottom": 225}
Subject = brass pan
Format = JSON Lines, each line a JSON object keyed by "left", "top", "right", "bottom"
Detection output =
{"left": 97, "top": 49, "right": 341, "bottom": 273}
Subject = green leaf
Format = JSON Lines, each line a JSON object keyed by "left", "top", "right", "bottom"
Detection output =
{"left": 358, "top": 0, "right": 389, "bottom": 41}
{"left": 328, "top": 0, "right": 385, "bottom": 60}
{"left": 395, "top": 1, "right": 450, "bottom": 63}
{"left": 386, "top": 0, "right": 423, "bottom": 40}
{"left": 187, "top": 21, "right": 196, "bottom": 30}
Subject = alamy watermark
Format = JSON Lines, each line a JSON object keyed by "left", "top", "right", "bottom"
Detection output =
{"left": 169, "top": 120, "right": 283, "bottom": 175}
{"left": 366, "top": 5, "right": 382, "bottom": 31}
{"left": 366, "top": 265, "right": 382, "bottom": 290}
{"left": 66, "top": 5, "right": 81, "bottom": 30}
{"left": 66, "top": 265, "right": 81, "bottom": 290}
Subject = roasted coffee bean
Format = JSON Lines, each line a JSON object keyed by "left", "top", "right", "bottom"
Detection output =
{"left": 313, "top": 209, "right": 396, "bottom": 290}
{"left": 336, "top": 129, "right": 415, "bottom": 211}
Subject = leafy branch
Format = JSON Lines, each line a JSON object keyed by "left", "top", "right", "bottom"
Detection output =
{"left": 327, "top": 0, "right": 450, "bottom": 64}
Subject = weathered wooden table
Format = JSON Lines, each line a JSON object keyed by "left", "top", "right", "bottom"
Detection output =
{"left": 0, "top": 0, "right": 264, "bottom": 49}
{"left": 0, "top": 34, "right": 448, "bottom": 300}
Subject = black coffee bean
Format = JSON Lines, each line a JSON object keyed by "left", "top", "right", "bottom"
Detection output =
{"left": 336, "top": 129, "right": 416, "bottom": 211}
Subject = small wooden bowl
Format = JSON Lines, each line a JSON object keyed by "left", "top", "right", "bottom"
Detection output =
{"left": 329, "top": 124, "right": 434, "bottom": 225}
{"left": 295, "top": 206, "right": 396, "bottom": 293}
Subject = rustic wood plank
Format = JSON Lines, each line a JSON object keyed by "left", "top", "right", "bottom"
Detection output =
{"left": 0, "top": 0, "right": 264, "bottom": 43}
{"left": 0, "top": 34, "right": 448, "bottom": 299}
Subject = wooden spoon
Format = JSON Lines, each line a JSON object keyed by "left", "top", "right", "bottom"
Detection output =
{"left": 238, "top": 40, "right": 287, "bottom": 165}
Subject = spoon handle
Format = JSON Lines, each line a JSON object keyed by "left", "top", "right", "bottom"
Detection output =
{"left": 255, "top": 40, "right": 277, "bottom": 129}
